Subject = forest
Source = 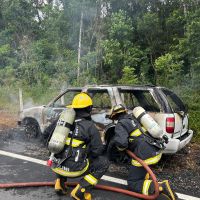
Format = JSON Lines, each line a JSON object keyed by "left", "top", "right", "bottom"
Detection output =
{"left": 0, "top": 0, "right": 199, "bottom": 139}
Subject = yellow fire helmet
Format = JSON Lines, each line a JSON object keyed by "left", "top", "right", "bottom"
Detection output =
{"left": 109, "top": 104, "right": 127, "bottom": 119}
{"left": 67, "top": 92, "right": 93, "bottom": 109}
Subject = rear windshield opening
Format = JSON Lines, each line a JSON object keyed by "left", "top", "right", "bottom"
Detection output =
{"left": 162, "top": 89, "right": 186, "bottom": 112}
{"left": 119, "top": 89, "right": 160, "bottom": 112}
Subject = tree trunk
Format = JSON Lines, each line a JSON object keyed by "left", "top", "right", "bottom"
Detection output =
{"left": 77, "top": 11, "right": 83, "bottom": 83}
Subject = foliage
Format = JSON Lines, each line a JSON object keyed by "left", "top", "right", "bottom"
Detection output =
{"left": 190, "top": 111, "right": 200, "bottom": 143}
{"left": 118, "top": 66, "right": 138, "bottom": 85}
{"left": 0, "top": 0, "right": 199, "bottom": 141}
{"left": 155, "top": 53, "right": 183, "bottom": 86}
{"left": 180, "top": 84, "right": 200, "bottom": 142}
{"left": 109, "top": 10, "right": 133, "bottom": 42}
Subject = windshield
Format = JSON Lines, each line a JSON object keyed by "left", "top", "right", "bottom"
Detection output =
{"left": 52, "top": 90, "right": 81, "bottom": 107}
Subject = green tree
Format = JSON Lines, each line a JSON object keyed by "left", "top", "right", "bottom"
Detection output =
{"left": 183, "top": 9, "right": 200, "bottom": 89}
{"left": 155, "top": 53, "right": 183, "bottom": 87}
{"left": 101, "top": 10, "right": 148, "bottom": 83}
{"left": 118, "top": 66, "right": 138, "bottom": 85}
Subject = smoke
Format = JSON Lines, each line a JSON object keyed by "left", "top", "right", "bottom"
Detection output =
{"left": 62, "top": 1, "right": 99, "bottom": 51}
{"left": 8, "top": 93, "right": 19, "bottom": 104}
{"left": 23, "top": 98, "right": 36, "bottom": 109}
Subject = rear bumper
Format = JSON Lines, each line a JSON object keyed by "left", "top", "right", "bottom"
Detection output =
{"left": 163, "top": 129, "right": 193, "bottom": 154}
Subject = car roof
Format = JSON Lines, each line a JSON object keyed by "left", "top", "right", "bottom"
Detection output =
{"left": 48, "top": 85, "right": 160, "bottom": 105}
{"left": 65, "top": 84, "right": 159, "bottom": 91}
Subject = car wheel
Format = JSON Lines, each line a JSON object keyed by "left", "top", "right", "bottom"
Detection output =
{"left": 23, "top": 118, "right": 40, "bottom": 138}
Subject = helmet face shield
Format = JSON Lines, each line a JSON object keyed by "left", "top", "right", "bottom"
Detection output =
{"left": 109, "top": 104, "right": 127, "bottom": 120}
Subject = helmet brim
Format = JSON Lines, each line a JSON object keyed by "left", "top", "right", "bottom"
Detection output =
{"left": 109, "top": 109, "right": 127, "bottom": 119}
{"left": 66, "top": 105, "right": 73, "bottom": 108}
{"left": 66, "top": 104, "right": 92, "bottom": 109}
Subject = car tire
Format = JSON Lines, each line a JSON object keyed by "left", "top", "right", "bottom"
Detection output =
{"left": 23, "top": 118, "right": 40, "bottom": 138}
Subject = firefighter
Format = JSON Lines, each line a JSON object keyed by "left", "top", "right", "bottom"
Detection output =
{"left": 45, "top": 93, "right": 109, "bottom": 200}
{"left": 108, "top": 104, "right": 177, "bottom": 200}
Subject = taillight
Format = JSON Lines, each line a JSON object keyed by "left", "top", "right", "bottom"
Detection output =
{"left": 166, "top": 117, "right": 175, "bottom": 133}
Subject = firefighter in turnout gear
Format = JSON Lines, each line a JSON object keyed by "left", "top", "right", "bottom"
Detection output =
{"left": 108, "top": 104, "right": 177, "bottom": 200}
{"left": 46, "top": 93, "right": 109, "bottom": 200}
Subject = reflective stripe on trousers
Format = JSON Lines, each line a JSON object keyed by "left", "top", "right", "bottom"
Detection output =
{"left": 131, "top": 153, "right": 162, "bottom": 167}
{"left": 142, "top": 180, "right": 152, "bottom": 195}
{"left": 52, "top": 159, "right": 89, "bottom": 177}
{"left": 84, "top": 174, "right": 98, "bottom": 185}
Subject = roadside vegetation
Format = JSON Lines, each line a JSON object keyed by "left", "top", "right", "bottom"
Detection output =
{"left": 0, "top": 0, "right": 199, "bottom": 141}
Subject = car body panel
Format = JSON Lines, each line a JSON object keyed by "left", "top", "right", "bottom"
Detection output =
{"left": 19, "top": 106, "right": 45, "bottom": 130}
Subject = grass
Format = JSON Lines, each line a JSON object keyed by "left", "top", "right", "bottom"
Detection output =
{"left": 0, "top": 86, "right": 19, "bottom": 113}
{"left": 0, "top": 85, "right": 59, "bottom": 114}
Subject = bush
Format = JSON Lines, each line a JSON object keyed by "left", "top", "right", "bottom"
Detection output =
{"left": 189, "top": 111, "right": 200, "bottom": 143}
{"left": 174, "top": 86, "right": 200, "bottom": 143}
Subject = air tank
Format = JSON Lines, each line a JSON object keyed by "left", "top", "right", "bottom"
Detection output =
{"left": 133, "top": 106, "right": 163, "bottom": 139}
{"left": 48, "top": 108, "right": 76, "bottom": 154}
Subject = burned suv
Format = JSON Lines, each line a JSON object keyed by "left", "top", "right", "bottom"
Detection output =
{"left": 18, "top": 85, "right": 193, "bottom": 154}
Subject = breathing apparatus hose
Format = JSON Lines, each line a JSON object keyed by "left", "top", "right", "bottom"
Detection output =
{"left": 0, "top": 150, "right": 159, "bottom": 200}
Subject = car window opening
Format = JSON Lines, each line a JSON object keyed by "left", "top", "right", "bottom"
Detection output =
{"left": 85, "top": 89, "right": 112, "bottom": 115}
{"left": 53, "top": 91, "right": 81, "bottom": 107}
{"left": 119, "top": 89, "right": 160, "bottom": 112}
{"left": 162, "top": 89, "right": 186, "bottom": 112}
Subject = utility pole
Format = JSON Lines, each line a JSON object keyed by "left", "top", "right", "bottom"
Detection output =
{"left": 77, "top": 10, "right": 83, "bottom": 83}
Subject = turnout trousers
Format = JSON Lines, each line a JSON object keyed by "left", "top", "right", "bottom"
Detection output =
{"left": 56, "top": 155, "right": 109, "bottom": 189}
{"left": 127, "top": 152, "right": 162, "bottom": 195}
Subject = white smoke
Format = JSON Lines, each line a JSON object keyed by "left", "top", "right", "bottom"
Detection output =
{"left": 23, "top": 98, "right": 36, "bottom": 109}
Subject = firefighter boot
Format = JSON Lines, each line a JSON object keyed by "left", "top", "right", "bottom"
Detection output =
{"left": 157, "top": 180, "right": 177, "bottom": 200}
{"left": 54, "top": 178, "right": 67, "bottom": 195}
{"left": 71, "top": 184, "right": 92, "bottom": 200}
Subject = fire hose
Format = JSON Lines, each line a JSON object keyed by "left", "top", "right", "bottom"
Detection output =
{"left": 0, "top": 150, "right": 159, "bottom": 199}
